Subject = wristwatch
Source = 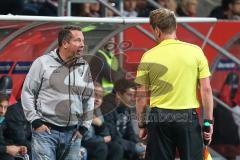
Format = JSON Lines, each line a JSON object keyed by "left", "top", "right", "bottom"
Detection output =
{"left": 203, "top": 119, "right": 214, "bottom": 125}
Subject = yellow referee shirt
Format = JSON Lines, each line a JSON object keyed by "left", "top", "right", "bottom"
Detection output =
{"left": 135, "top": 39, "right": 211, "bottom": 110}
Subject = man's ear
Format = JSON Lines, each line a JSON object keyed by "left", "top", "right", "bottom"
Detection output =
{"left": 62, "top": 40, "right": 69, "bottom": 49}
{"left": 116, "top": 92, "right": 121, "bottom": 99}
{"left": 155, "top": 27, "right": 161, "bottom": 38}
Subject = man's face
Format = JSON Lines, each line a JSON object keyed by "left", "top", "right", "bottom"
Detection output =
{"left": 186, "top": 1, "right": 198, "bottom": 15}
{"left": 66, "top": 30, "right": 85, "bottom": 58}
{"left": 118, "top": 87, "right": 136, "bottom": 108}
{"left": 124, "top": 0, "right": 137, "bottom": 12}
{"left": 94, "top": 86, "right": 104, "bottom": 108}
{"left": 0, "top": 100, "right": 8, "bottom": 117}
{"left": 231, "top": 1, "right": 240, "bottom": 16}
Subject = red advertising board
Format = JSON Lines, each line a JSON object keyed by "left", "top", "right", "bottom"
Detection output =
{"left": 0, "top": 21, "right": 239, "bottom": 99}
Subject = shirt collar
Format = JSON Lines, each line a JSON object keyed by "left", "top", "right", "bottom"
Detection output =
{"left": 159, "top": 39, "right": 178, "bottom": 46}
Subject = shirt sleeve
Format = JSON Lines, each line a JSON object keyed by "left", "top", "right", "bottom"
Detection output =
{"left": 21, "top": 57, "right": 44, "bottom": 123}
{"left": 135, "top": 54, "right": 150, "bottom": 86}
{"left": 197, "top": 50, "right": 211, "bottom": 79}
{"left": 81, "top": 63, "right": 94, "bottom": 130}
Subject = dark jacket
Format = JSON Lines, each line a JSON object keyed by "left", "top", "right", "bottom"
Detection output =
{"left": 4, "top": 101, "right": 32, "bottom": 152}
{"left": 87, "top": 50, "right": 124, "bottom": 83}
{"left": 38, "top": 1, "right": 57, "bottom": 16}
{"left": 0, "top": 119, "right": 7, "bottom": 154}
{"left": 0, "top": 119, "right": 15, "bottom": 160}
{"left": 82, "top": 108, "right": 110, "bottom": 145}
{"left": 102, "top": 94, "right": 138, "bottom": 143}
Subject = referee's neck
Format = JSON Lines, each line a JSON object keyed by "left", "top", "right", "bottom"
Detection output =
{"left": 159, "top": 32, "right": 177, "bottom": 43}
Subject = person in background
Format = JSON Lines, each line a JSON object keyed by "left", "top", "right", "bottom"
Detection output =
{"left": 4, "top": 98, "right": 32, "bottom": 160}
{"left": 0, "top": 93, "right": 27, "bottom": 160}
{"left": 137, "top": 0, "right": 155, "bottom": 17}
{"left": 38, "top": 0, "right": 57, "bottom": 16}
{"left": 103, "top": 79, "right": 146, "bottom": 160}
{"left": 0, "top": 0, "right": 24, "bottom": 15}
{"left": 82, "top": 82, "right": 123, "bottom": 160}
{"left": 0, "top": 76, "right": 16, "bottom": 105}
{"left": 88, "top": 39, "right": 125, "bottom": 95}
{"left": 123, "top": 0, "right": 138, "bottom": 17}
{"left": 89, "top": 2, "right": 101, "bottom": 17}
{"left": 228, "top": 0, "right": 240, "bottom": 20}
{"left": 164, "top": 0, "right": 178, "bottom": 14}
{"left": 209, "top": 0, "right": 231, "bottom": 19}
{"left": 177, "top": 0, "right": 198, "bottom": 16}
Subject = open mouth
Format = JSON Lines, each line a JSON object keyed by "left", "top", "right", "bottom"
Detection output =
{"left": 76, "top": 49, "right": 84, "bottom": 57}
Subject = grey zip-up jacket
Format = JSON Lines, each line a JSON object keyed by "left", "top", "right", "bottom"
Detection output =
{"left": 21, "top": 49, "right": 94, "bottom": 132}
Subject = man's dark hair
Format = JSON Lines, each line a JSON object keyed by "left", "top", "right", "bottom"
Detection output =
{"left": 113, "top": 78, "right": 137, "bottom": 94}
{"left": 231, "top": 0, "right": 240, "bottom": 4}
{"left": 58, "top": 25, "right": 82, "bottom": 47}
{"left": 0, "top": 93, "right": 9, "bottom": 103}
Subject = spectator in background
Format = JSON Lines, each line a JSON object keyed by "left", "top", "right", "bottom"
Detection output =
{"left": 123, "top": 0, "right": 138, "bottom": 17}
{"left": 4, "top": 99, "right": 32, "bottom": 160}
{"left": 0, "top": 93, "right": 27, "bottom": 160}
{"left": 210, "top": 0, "right": 240, "bottom": 20}
{"left": 72, "top": 2, "right": 102, "bottom": 17}
{"left": 137, "top": 0, "right": 155, "bottom": 17}
{"left": 38, "top": 0, "right": 58, "bottom": 16}
{"left": 0, "top": 76, "right": 16, "bottom": 106}
{"left": 88, "top": 39, "right": 125, "bottom": 95}
{"left": 21, "top": 0, "right": 44, "bottom": 15}
{"left": 177, "top": 0, "right": 198, "bottom": 16}
{"left": 228, "top": 0, "right": 240, "bottom": 20}
{"left": 0, "top": 0, "right": 24, "bottom": 15}
{"left": 106, "top": 0, "right": 116, "bottom": 17}
{"left": 103, "top": 79, "right": 146, "bottom": 160}
{"left": 209, "top": 0, "right": 231, "bottom": 19}
{"left": 72, "top": 3, "right": 91, "bottom": 17}
{"left": 90, "top": 2, "right": 101, "bottom": 17}
{"left": 164, "top": 0, "right": 178, "bottom": 14}
{"left": 82, "top": 82, "right": 123, "bottom": 160}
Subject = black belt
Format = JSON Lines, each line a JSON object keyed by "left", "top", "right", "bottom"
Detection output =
{"left": 151, "top": 107, "right": 196, "bottom": 113}
{"left": 43, "top": 122, "right": 77, "bottom": 132}
{"left": 149, "top": 107, "right": 197, "bottom": 123}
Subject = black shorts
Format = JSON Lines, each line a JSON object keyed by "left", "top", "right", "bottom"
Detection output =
{"left": 145, "top": 108, "right": 203, "bottom": 160}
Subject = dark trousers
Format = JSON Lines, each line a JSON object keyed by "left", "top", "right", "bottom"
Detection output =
{"left": 145, "top": 108, "right": 203, "bottom": 160}
{"left": 0, "top": 154, "right": 14, "bottom": 160}
{"left": 84, "top": 141, "right": 123, "bottom": 160}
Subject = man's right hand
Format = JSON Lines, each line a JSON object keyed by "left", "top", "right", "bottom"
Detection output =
{"left": 6, "top": 145, "right": 23, "bottom": 156}
{"left": 139, "top": 128, "right": 148, "bottom": 140}
{"left": 34, "top": 124, "right": 51, "bottom": 134}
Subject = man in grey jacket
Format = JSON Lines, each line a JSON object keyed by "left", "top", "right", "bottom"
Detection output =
{"left": 21, "top": 25, "right": 94, "bottom": 160}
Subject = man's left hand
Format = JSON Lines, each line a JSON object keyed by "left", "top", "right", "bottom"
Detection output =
{"left": 72, "top": 130, "right": 82, "bottom": 142}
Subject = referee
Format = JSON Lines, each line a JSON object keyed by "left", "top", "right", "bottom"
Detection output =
{"left": 135, "top": 8, "right": 213, "bottom": 160}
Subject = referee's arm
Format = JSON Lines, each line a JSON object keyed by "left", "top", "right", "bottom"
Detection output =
{"left": 200, "top": 77, "right": 214, "bottom": 144}
{"left": 200, "top": 77, "right": 213, "bottom": 120}
{"left": 136, "top": 85, "right": 149, "bottom": 128}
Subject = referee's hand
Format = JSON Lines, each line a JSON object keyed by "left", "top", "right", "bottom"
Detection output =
{"left": 203, "top": 124, "right": 213, "bottom": 145}
{"left": 139, "top": 128, "right": 148, "bottom": 140}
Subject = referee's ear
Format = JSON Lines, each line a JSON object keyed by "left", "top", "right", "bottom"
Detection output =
{"left": 152, "top": 27, "right": 161, "bottom": 41}
{"left": 156, "top": 27, "right": 161, "bottom": 39}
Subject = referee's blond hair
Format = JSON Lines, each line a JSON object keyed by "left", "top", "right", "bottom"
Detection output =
{"left": 149, "top": 8, "right": 177, "bottom": 34}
